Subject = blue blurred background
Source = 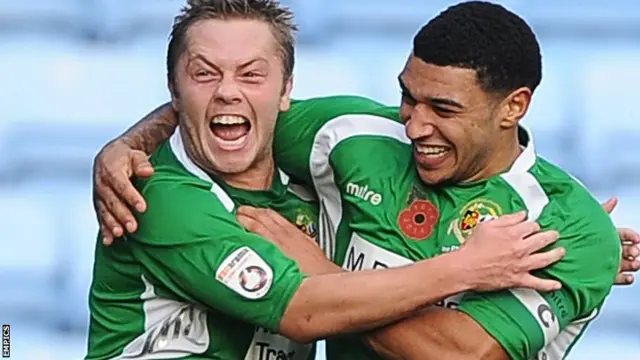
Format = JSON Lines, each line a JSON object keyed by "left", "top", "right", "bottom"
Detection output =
{"left": 0, "top": 0, "right": 639, "bottom": 359}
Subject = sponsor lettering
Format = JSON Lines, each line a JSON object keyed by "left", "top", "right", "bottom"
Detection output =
{"left": 345, "top": 182, "right": 383, "bottom": 206}
{"left": 342, "top": 234, "right": 467, "bottom": 311}
{"left": 440, "top": 245, "right": 460, "bottom": 253}
{"left": 548, "top": 290, "right": 569, "bottom": 321}
{"left": 372, "top": 261, "right": 388, "bottom": 269}
{"left": 217, "top": 247, "right": 250, "bottom": 282}
{"left": 245, "top": 327, "right": 311, "bottom": 360}
{"left": 255, "top": 342, "right": 296, "bottom": 360}
{"left": 345, "top": 246, "right": 365, "bottom": 271}
{"left": 342, "top": 233, "right": 412, "bottom": 272}
{"left": 344, "top": 246, "right": 394, "bottom": 271}
{"left": 140, "top": 306, "right": 206, "bottom": 356}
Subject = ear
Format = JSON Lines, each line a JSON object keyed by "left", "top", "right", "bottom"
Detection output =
{"left": 279, "top": 75, "right": 293, "bottom": 112}
{"left": 499, "top": 87, "right": 532, "bottom": 129}
{"left": 168, "top": 78, "right": 180, "bottom": 112}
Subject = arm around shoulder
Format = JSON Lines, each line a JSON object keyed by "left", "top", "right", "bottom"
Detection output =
{"left": 120, "top": 102, "right": 178, "bottom": 154}
{"left": 277, "top": 251, "right": 472, "bottom": 343}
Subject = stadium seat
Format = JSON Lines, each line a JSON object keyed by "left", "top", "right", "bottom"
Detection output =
{"left": 577, "top": 50, "right": 640, "bottom": 187}
{"left": 292, "top": 47, "right": 366, "bottom": 98}
{"left": 0, "top": 188, "right": 59, "bottom": 323}
{"left": 0, "top": 122, "right": 124, "bottom": 331}
{"left": 520, "top": 0, "right": 640, "bottom": 29}
{"left": 520, "top": 44, "right": 579, "bottom": 174}
{"left": 0, "top": 0, "right": 88, "bottom": 35}
{"left": 90, "top": 0, "right": 183, "bottom": 40}
{"left": 0, "top": 37, "right": 173, "bottom": 331}
{"left": 0, "top": 38, "right": 169, "bottom": 127}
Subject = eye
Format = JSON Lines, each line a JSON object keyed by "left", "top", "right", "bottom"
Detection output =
{"left": 401, "top": 90, "right": 416, "bottom": 106}
{"left": 195, "top": 69, "right": 211, "bottom": 77}
{"left": 242, "top": 71, "right": 266, "bottom": 80}
{"left": 433, "top": 106, "right": 456, "bottom": 117}
{"left": 240, "top": 71, "right": 265, "bottom": 84}
{"left": 192, "top": 69, "right": 217, "bottom": 82}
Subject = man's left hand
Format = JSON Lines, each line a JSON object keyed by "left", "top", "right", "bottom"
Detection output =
{"left": 602, "top": 197, "right": 640, "bottom": 285}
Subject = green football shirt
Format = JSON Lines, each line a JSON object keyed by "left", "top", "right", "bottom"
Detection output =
{"left": 86, "top": 130, "right": 318, "bottom": 360}
{"left": 273, "top": 96, "right": 621, "bottom": 360}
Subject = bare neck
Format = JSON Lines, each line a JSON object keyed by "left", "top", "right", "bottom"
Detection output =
{"left": 221, "top": 157, "right": 276, "bottom": 191}
{"left": 464, "top": 128, "right": 522, "bottom": 183}
{"left": 183, "top": 137, "right": 276, "bottom": 191}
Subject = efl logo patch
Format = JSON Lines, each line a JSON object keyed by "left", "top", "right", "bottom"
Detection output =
{"left": 216, "top": 247, "right": 273, "bottom": 299}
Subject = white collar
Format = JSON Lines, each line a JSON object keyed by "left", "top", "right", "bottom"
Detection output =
{"left": 509, "top": 125, "right": 537, "bottom": 173}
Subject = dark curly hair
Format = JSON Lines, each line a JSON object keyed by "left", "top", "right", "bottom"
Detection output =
{"left": 413, "top": 1, "right": 542, "bottom": 94}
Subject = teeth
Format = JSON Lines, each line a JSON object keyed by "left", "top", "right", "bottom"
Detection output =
{"left": 416, "top": 146, "right": 449, "bottom": 155}
{"left": 211, "top": 115, "right": 247, "bottom": 125}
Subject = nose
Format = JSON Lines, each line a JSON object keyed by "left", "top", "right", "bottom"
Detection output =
{"left": 212, "top": 76, "right": 242, "bottom": 105}
{"left": 405, "top": 103, "right": 436, "bottom": 140}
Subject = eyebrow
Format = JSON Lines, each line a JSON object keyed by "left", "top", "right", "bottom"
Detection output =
{"left": 238, "top": 57, "right": 269, "bottom": 70}
{"left": 430, "top": 97, "right": 465, "bottom": 109}
{"left": 398, "top": 75, "right": 465, "bottom": 110}
{"left": 189, "top": 54, "right": 222, "bottom": 73}
{"left": 189, "top": 55, "right": 269, "bottom": 73}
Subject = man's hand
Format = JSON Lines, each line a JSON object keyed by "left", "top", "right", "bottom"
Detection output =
{"left": 93, "top": 139, "right": 153, "bottom": 245}
{"left": 236, "top": 206, "right": 342, "bottom": 275}
{"left": 601, "top": 197, "right": 640, "bottom": 285}
{"left": 459, "top": 211, "right": 564, "bottom": 292}
{"left": 615, "top": 227, "right": 640, "bottom": 285}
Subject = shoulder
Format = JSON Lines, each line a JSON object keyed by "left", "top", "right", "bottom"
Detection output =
{"left": 278, "top": 95, "right": 401, "bottom": 132}
{"left": 499, "top": 156, "right": 619, "bottom": 258}
{"left": 497, "top": 156, "right": 610, "bottom": 228}
{"left": 492, "top": 157, "right": 619, "bottom": 316}
{"left": 296, "top": 96, "right": 407, "bottom": 162}
{"left": 530, "top": 158, "right": 613, "bottom": 229}
{"left": 132, "top": 143, "right": 238, "bottom": 246}
{"left": 309, "top": 113, "right": 411, "bottom": 190}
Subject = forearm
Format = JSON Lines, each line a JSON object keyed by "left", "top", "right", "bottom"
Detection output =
{"left": 118, "top": 102, "right": 178, "bottom": 153}
{"left": 365, "top": 308, "right": 507, "bottom": 360}
{"left": 302, "top": 257, "right": 345, "bottom": 276}
{"left": 279, "top": 252, "right": 470, "bottom": 343}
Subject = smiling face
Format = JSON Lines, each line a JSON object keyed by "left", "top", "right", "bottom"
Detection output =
{"left": 170, "top": 18, "right": 292, "bottom": 177}
{"left": 398, "top": 54, "right": 530, "bottom": 186}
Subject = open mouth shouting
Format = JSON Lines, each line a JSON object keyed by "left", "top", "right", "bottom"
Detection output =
{"left": 209, "top": 115, "right": 252, "bottom": 151}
